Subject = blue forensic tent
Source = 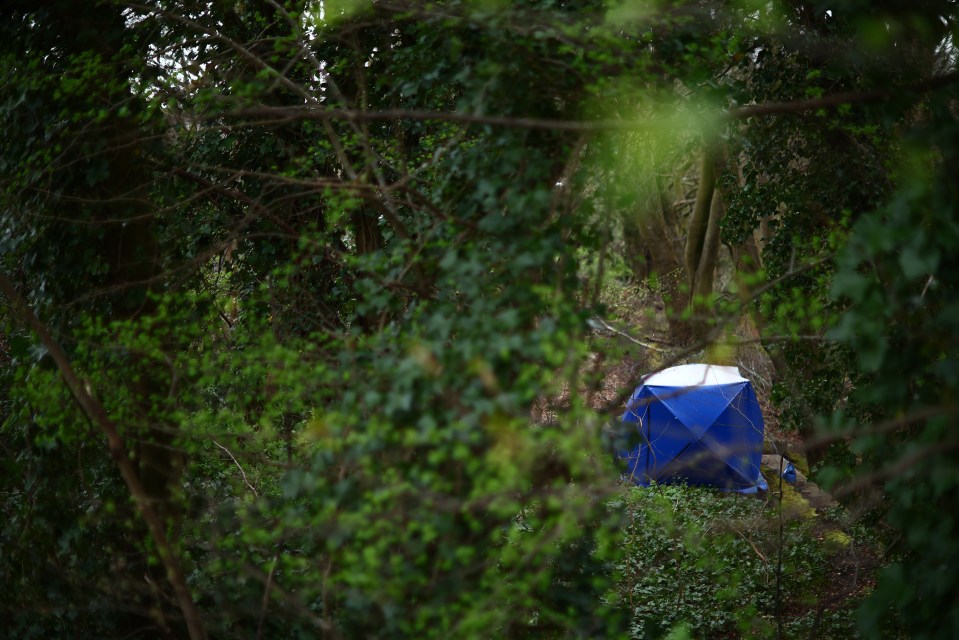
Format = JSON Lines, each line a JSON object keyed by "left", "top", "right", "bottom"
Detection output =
{"left": 620, "top": 364, "right": 768, "bottom": 493}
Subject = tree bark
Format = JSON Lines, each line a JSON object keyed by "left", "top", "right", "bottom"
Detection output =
{"left": 693, "top": 184, "right": 724, "bottom": 300}
{"left": 683, "top": 147, "right": 725, "bottom": 338}
{"left": 622, "top": 177, "right": 694, "bottom": 343}
{"left": 685, "top": 149, "right": 716, "bottom": 293}
{"left": 76, "top": 6, "right": 183, "bottom": 527}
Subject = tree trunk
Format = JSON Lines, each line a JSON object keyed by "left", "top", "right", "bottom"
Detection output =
{"left": 683, "top": 147, "right": 725, "bottom": 339}
{"left": 55, "top": 1, "right": 189, "bottom": 630}
{"left": 685, "top": 149, "right": 716, "bottom": 294}
{"left": 693, "top": 185, "right": 724, "bottom": 300}
{"left": 623, "top": 177, "right": 694, "bottom": 343}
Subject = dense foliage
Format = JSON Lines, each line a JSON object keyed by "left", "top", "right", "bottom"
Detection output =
{"left": 1, "top": 1, "right": 957, "bottom": 638}
{"left": 615, "top": 484, "right": 860, "bottom": 639}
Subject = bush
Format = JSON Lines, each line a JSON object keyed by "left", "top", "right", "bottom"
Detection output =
{"left": 611, "top": 484, "right": 844, "bottom": 639}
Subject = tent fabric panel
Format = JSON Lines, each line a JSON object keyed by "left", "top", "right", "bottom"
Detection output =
{"left": 648, "top": 382, "right": 742, "bottom": 439}
{"left": 618, "top": 391, "right": 649, "bottom": 485}
{"left": 620, "top": 387, "right": 699, "bottom": 486}
{"left": 644, "top": 403, "right": 695, "bottom": 478}
{"left": 655, "top": 440, "right": 756, "bottom": 489}
{"left": 698, "top": 385, "right": 765, "bottom": 488}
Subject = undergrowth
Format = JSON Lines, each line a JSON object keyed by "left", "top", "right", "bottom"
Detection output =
{"left": 609, "top": 484, "right": 862, "bottom": 639}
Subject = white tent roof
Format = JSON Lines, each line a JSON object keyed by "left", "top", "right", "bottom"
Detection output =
{"left": 644, "top": 364, "right": 745, "bottom": 387}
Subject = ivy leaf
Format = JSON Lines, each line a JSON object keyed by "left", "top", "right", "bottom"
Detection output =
{"left": 830, "top": 269, "right": 871, "bottom": 302}
{"left": 899, "top": 244, "right": 939, "bottom": 281}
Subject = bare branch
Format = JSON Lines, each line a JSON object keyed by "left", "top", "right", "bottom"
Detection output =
{"left": 0, "top": 273, "right": 207, "bottom": 640}
{"left": 213, "top": 440, "right": 259, "bottom": 497}
{"left": 210, "top": 70, "right": 959, "bottom": 132}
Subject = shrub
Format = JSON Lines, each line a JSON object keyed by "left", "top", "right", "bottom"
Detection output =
{"left": 611, "top": 484, "right": 844, "bottom": 639}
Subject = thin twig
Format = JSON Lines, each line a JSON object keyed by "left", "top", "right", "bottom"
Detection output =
{"left": 255, "top": 554, "right": 279, "bottom": 640}
{"left": 213, "top": 440, "right": 259, "bottom": 497}
{"left": 834, "top": 440, "right": 959, "bottom": 499}
{"left": 737, "top": 530, "right": 768, "bottom": 563}
{"left": 776, "top": 455, "right": 784, "bottom": 640}
{"left": 588, "top": 317, "right": 667, "bottom": 353}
